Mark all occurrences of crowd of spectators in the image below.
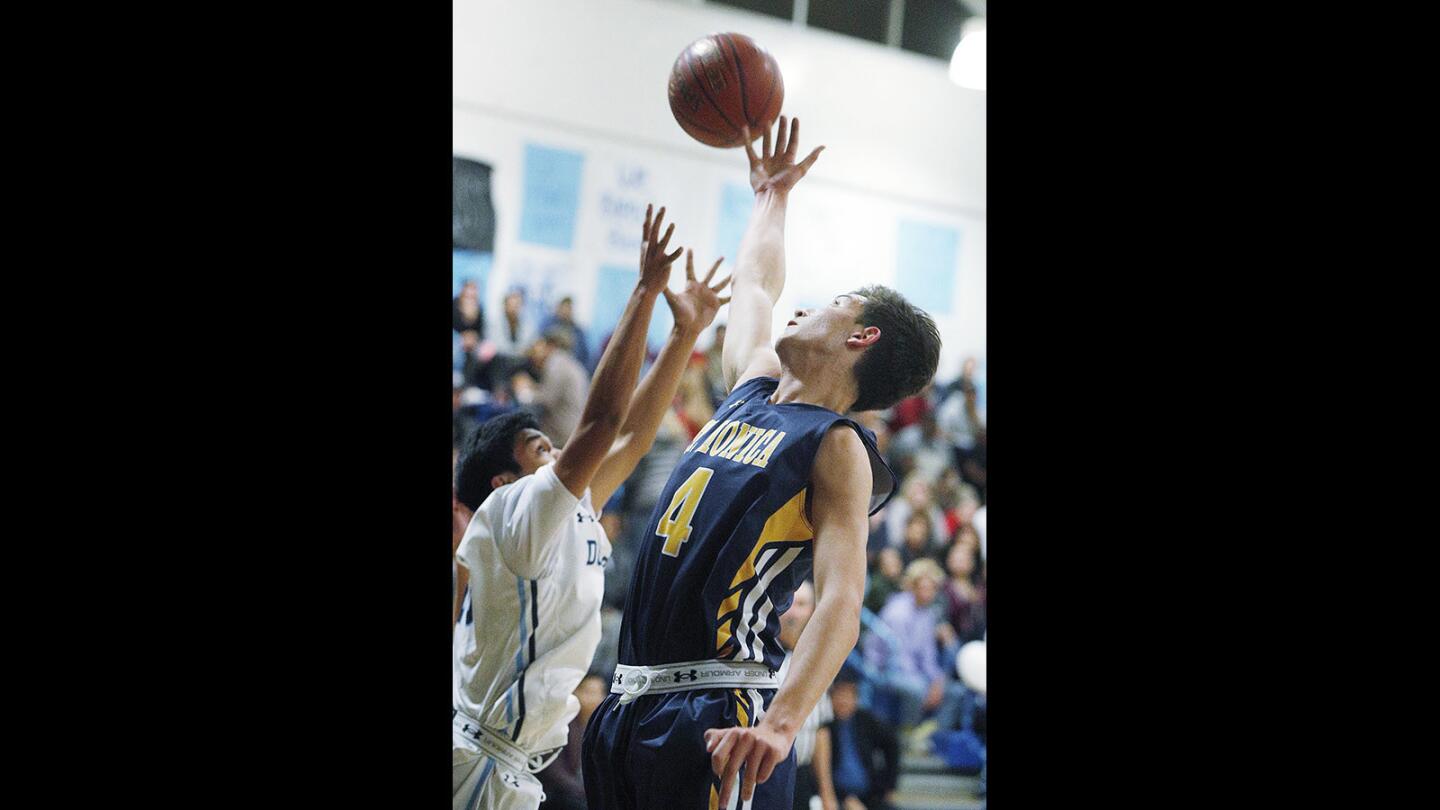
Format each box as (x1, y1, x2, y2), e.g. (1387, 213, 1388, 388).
(453, 281, 988, 809)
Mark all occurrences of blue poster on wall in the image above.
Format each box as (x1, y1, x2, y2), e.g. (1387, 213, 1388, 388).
(714, 183, 753, 267)
(453, 250, 493, 297)
(895, 220, 960, 315)
(593, 264, 674, 354)
(520, 144, 585, 249)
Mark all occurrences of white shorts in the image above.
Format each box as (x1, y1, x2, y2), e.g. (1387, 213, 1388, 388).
(452, 747, 546, 810)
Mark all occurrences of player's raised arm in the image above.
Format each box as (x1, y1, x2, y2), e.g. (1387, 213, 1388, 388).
(721, 115, 825, 392)
(589, 249, 731, 508)
(551, 204, 681, 499)
(706, 424, 870, 805)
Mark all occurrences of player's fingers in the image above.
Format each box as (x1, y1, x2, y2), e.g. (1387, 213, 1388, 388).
(716, 295, 732, 307)
(658, 221, 676, 251)
(710, 273, 732, 293)
(755, 744, 781, 785)
(664, 246, 684, 265)
(661, 286, 679, 310)
(797, 146, 825, 174)
(786, 116, 800, 159)
(742, 126, 759, 163)
(641, 204, 653, 263)
(685, 249, 696, 281)
(653, 206, 667, 243)
(709, 726, 740, 766)
(703, 257, 722, 284)
(775, 115, 789, 156)
(762, 122, 772, 159)
(718, 742, 749, 810)
(742, 747, 774, 803)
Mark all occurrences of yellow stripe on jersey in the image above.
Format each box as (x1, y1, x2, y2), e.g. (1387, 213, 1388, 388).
(735, 689, 750, 727)
(714, 488, 814, 654)
(729, 489, 813, 589)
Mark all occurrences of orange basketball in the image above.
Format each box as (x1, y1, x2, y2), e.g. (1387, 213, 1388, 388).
(668, 33, 784, 149)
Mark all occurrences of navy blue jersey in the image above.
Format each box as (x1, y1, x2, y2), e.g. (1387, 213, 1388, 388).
(617, 376, 897, 672)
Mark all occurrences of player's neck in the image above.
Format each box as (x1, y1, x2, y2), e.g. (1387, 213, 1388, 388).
(770, 359, 857, 414)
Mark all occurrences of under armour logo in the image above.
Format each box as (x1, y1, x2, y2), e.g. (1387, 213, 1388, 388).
(674, 669, 699, 683)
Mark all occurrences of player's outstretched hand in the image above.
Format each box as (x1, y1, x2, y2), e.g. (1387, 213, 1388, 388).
(742, 115, 825, 195)
(705, 722, 794, 806)
(639, 203, 684, 293)
(663, 249, 731, 336)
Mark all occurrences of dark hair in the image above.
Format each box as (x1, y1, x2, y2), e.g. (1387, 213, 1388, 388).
(455, 410, 540, 510)
(849, 285, 941, 412)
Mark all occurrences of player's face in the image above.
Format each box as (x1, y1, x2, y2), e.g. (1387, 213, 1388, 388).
(512, 429, 560, 476)
(778, 293, 868, 352)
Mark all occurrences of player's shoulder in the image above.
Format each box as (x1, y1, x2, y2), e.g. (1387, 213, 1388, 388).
(816, 421, 868, 460)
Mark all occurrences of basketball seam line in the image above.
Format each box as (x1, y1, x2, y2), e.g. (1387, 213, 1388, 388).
(672, 98, 733, 139)
(686, 54, 744, 141)
(723, 34, 753, 128)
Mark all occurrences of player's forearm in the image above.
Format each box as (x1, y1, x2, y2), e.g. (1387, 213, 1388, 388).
(578, 285, 660, 433)
(760, 591, 861, 740)
(734, 189, 789, 304)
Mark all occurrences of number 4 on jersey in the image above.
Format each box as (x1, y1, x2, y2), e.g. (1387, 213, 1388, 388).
(656, 467, 715, 557)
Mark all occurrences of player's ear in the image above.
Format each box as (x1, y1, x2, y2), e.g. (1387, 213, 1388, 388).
(846, 326, 881, 349)
(491, 472, 517, 490)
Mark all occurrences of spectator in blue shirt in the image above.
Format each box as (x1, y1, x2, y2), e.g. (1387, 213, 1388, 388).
(827, 670, 899, 810)
(864, 558, 970, 731)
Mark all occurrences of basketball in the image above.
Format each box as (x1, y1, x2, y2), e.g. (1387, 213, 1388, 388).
(668, 32, 784, 149)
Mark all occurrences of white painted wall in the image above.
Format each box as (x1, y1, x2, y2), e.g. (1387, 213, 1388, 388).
(454, 0, 985, 378)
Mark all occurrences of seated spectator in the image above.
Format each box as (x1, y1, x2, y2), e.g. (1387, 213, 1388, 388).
(491, 287, 537, 357)
(956, 427, 987, 504)
(536, 674, 607, 810)
(526, 331, 589, 446)
(864, 559, 970, 733)
(943, 538, 986, 645)
(886, 384, 933, 434)
(889, 413, 952, 482)
(453, 278, 485, 336)
(541, 296, 592, 371)
(864, 547, 904, 615)
(899, 512, 943, 568)
(884, 475, 948, 553)
(827, 670, 900, 810)
(457, 329, 487, 390)
(936, 371, 982, 454)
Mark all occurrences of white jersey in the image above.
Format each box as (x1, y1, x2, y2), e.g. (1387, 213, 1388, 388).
(453, 463, 612, 756)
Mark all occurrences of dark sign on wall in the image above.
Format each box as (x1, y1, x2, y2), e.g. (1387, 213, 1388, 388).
(453, 157, 496, 251)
